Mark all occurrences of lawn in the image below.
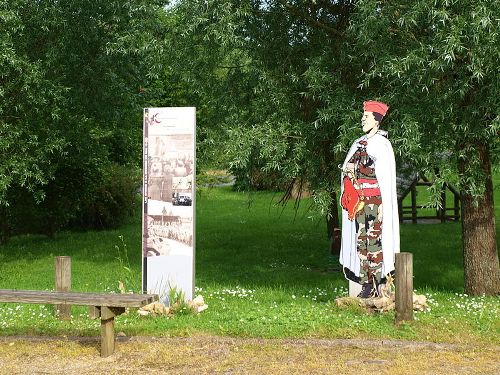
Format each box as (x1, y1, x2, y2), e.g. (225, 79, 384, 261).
(0, 176, 498, 344)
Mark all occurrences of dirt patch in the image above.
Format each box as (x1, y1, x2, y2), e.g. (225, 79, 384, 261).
(0, 336, 498, 374)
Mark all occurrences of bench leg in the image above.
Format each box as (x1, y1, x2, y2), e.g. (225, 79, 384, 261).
(101, 317, 115, 357)
(97, 306, 125, 357)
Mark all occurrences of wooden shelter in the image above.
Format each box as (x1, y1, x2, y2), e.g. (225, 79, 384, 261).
(397, 173, 461, 223)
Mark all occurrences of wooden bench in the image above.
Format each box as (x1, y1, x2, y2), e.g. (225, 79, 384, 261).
(0, 289, 158, 357)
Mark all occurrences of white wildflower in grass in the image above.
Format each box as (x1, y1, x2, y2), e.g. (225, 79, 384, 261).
(208, 286, 256, 301)
(330, 286, 348, 298)
(269, 261, 287, 269)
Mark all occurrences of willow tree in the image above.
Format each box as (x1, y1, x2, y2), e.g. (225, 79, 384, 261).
(350, 0, 499, 295)
(163, 0, 498, 295)
(163, 0, 360, 224)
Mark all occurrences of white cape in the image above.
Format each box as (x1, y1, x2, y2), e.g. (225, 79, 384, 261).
(339, 132, 400, 280)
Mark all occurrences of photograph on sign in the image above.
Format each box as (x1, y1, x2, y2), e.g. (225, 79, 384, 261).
(142, 107, 195, 302)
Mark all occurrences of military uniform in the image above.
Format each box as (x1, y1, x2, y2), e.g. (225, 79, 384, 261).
(340, 101, 400, 297)
(347, 140, 384, 285)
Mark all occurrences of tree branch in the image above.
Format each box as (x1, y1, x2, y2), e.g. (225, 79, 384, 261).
(216, 64, 252, 69)
(277, 0, 344, 38)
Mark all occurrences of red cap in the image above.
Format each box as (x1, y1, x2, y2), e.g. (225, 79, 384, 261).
(363, 101, 389, 116)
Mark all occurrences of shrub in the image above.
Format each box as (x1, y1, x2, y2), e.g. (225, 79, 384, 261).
(72, 163, 140, 230)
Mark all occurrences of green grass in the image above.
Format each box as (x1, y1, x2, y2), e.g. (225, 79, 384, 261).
(0, 178, 499, 344)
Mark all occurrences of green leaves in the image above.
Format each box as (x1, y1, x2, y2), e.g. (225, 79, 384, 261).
(351, 0, 499, 199)
(1, 0, 168, 239)
(162, 1, 358, 201)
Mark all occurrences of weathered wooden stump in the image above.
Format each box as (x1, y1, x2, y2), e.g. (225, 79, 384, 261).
(395, 252, 413, 324)
(55, 256, 71, 319)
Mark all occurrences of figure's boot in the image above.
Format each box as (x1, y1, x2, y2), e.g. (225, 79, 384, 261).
(357, 282, 373, 298)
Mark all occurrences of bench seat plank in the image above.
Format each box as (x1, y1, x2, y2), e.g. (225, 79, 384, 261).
(0, 289, 158, 357)
(0, 289, 158, 307)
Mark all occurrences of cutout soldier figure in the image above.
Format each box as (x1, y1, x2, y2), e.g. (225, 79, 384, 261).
(340, 101, 400, 298)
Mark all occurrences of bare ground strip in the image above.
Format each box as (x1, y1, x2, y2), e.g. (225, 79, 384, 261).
(0, 336, 498, 374)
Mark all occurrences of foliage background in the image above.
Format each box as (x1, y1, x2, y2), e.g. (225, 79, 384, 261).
(0, 0, 167, 241)
(0, 0, 498, 292)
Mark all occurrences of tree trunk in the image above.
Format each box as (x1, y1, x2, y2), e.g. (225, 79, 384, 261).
(459, 143, 499, 296)
(327, 191, 341, 255)
(0, 205, 10, 245)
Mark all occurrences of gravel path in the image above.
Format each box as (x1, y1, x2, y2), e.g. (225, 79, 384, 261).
(0, 335, 498, 374)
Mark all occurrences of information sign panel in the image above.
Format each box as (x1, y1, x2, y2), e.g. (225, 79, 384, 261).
(142, 107, 195, 302)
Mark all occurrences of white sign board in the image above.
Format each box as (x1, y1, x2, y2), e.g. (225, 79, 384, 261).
(142, 107, 195, 303)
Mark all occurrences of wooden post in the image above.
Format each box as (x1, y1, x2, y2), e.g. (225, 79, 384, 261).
(398, 198, 403, 223)
(99, 306, 124, 357)
(101, 316, 115, 357)
(411, 185, 417, 224)
(55, 256, 71, 319)
(440, 185, 447, 223)
(454, 194, 460, 221)
(395, 252, 413, 324)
